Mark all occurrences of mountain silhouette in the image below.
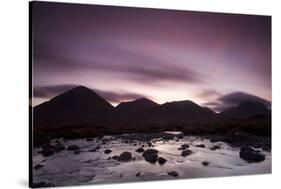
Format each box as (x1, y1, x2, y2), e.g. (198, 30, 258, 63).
(34, 86, 114, 124)
(219, 101, 270, 120)
(116, 98, 159, 114)
(147, 100, 216, 123)
(33, 86, 270, 126)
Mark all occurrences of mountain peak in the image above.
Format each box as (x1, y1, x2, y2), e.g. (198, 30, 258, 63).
(116, 98, 158, 113)
(34, 86, 114, 123)
(64, 85, 95, 94)
(219, 100, 270, 119)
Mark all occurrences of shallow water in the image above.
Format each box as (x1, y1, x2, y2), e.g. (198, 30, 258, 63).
(33, 133, 271, 186)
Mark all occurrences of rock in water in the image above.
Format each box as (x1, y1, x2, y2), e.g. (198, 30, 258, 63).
(178, 144, 189, 150)
(73, 149, 81, 155)
(157, 157, 167, 165)
(181, 149, 192, 157)
(167, 171, 179, 177)
(118, 152, 132, 162)
(136, 148, 145, 153)
(195, 144, 205, 148)
(104, 149, 112, 154)
(143, 149, 158, 156)
(142, 149, 158, 163)
(210, 145, 221, 151)
(239, 146, 265, 163)
(53, 142, 65, 152)
(202, 161, 209, 166)
(41, 143, 55, 157)
(34, 164, 45, 170)
(176, 133, 184, 139)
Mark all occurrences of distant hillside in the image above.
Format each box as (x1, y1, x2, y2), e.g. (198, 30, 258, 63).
(33, 86, 270, 127)
(34, 86, 114, 124)
(219, 101, 270, 120)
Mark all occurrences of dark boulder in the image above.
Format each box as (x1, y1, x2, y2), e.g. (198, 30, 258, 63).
(176, 133, 184, 139)
(136, 172, 141, 177)
(143, 149, 158, 156)
(239, 146, 265, 163)
(34, 164, 44, 170)
(41, 143, 55, 157)
(178, 144, 189, 150)
(104, 149, 112, 154)
(181, 149, 192, 157)
(53, 142, 65, 152)
(118, 152, 132, 162)
(112, 155, 119, 160)
(195, 144, 205, 148)
(167, 171, 178, 177)
(142, 149, 158, 163)
(210, 145, 221, 151)
(147, 142, 153, 147)
(157, 157, 167, 165)
(202, 161, 209, 166)
(136, 148, 145, 153)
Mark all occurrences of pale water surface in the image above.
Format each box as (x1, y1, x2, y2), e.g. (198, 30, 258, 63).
(33, 133, 271, 186)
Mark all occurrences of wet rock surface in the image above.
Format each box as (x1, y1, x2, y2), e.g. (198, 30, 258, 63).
(239, 146, 265, 163)
(157, 157, 167, 165)
(118, 152, 132, 162)
(167, 171, 179, 177)
(143, 149, 159, 163)
(195, 144, 205, 148)
(104, 149, 112, 154)
(181, 149, 192, 157)
(34, 164, 45, 170)
(136, 147, 145, 153)
(178, 144, 189, 150)
(210, 145, 221, 151)
(202, 161, 209, 166)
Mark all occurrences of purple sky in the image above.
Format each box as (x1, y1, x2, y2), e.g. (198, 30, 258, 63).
(32, 2, 271, 112)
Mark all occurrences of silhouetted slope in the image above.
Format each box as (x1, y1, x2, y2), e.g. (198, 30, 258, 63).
(34, 86, 114, 124)
(219, 101, 270, 120)
(32, 87, 272, 145)
(116, 98, 159, 114)
(148, 100, 216, 123)
(33, 86, 270, 128)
